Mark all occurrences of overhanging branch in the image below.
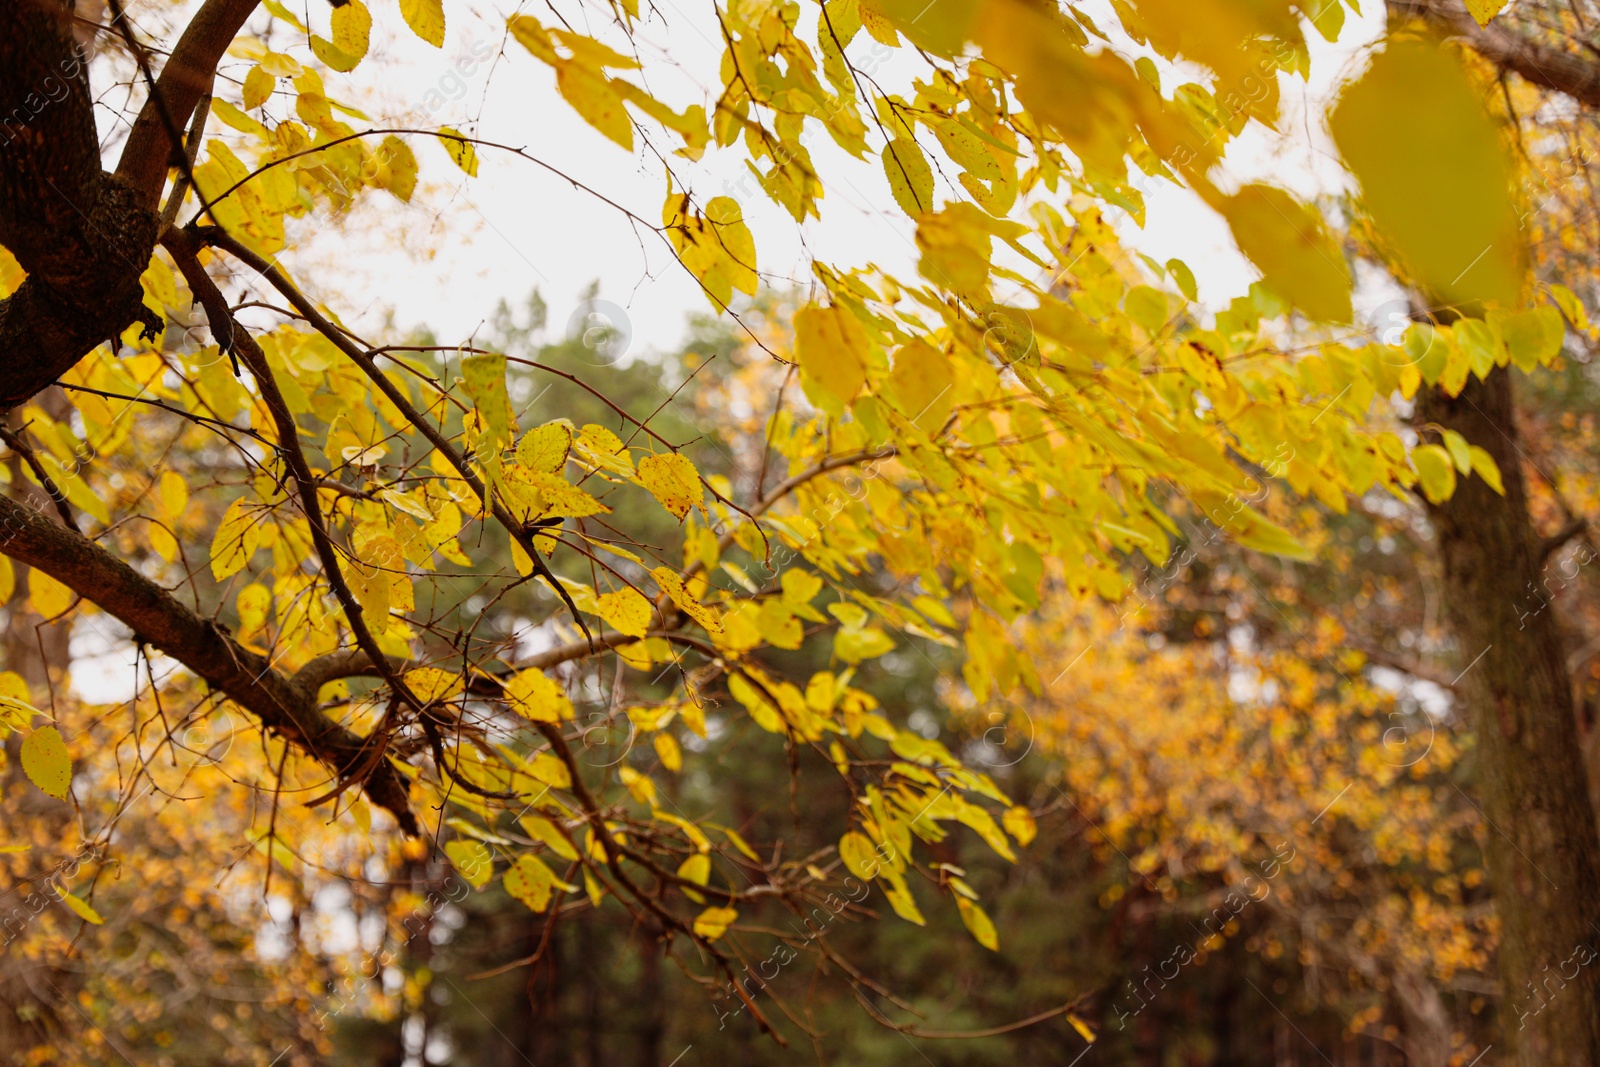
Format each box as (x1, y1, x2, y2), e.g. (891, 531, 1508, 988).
(0, 494, 418, 834)
(1391, 0, 1600, 108)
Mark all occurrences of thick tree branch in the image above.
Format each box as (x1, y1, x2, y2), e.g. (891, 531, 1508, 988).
(0, 0, 158, 411)
(291, 628, 664, 696)
(0, 493, 418, 833)
(1392, 0, 1600, 108)
(115, 0, 259, 200)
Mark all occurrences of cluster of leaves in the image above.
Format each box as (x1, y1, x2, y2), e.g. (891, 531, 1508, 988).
(0, 0, 1577, 1052)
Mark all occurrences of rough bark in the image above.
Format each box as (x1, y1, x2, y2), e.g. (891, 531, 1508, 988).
(1417, 368, 1600, 1066)
(0, 492, 417, 833)
(0, 0, 258, 412)
(0, 0, 157, 409)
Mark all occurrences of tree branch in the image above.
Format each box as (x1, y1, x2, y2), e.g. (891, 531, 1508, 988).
(200, 227, 596, 642)
(0, 0, 159, 411)
(291, 628, 664, 696)
(0, 493, 418, 834)
(1391, 0, 1600, 108)
(114, 0, 258, 200)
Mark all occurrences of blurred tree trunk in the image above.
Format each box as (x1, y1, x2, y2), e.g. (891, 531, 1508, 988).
(1416, 368, 1600, 1065)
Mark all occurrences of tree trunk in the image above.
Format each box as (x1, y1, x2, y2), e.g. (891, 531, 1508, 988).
(1416, 367, 1600, 1065)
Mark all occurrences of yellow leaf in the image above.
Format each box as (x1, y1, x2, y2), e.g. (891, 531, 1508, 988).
(1217, 184, 1350, 323)
(439, 126, 478, 176)
(236, 583, 271, 639)
(720, 825, 758, 861)
(445, 840, 493, 889)
(210, 497, 262, 580)
(520, 815, 580, 860)
(1329, 39, 1523, 307)
(692, 905, 738, 940)
(405, 667, 464, 703)
(0, 671, 30, 706)
(956, 896, 998, 950)
(379, 487, 433, 522)
(160, 470, 188, 518)
(22, 726, 71, 799)
(654, 732, 681, 772)
(704, 196, 758, 296)
(0, 672, 38, 731)
(360, 135, 415, 204)
(885, 339, 953, 432)
(881, 874, 925, 925)
(332, 0, 371, 59)
(556, 62, 632, 149)
(505, 669, 573, 722)
(309, 34, 362, 73)
(526, 751, 571, 788)
(575, 423, 634, 477)
(1467, 445, 1505, 496)
(637, 452, 703, 520)
(59, 890, 104, 926)
(1002, 805, 1037, 846)
(505, 854, 565, 912)
(28, 570, 74, 619)
(652, 567, 721, 633)
(150, 524, 178, 563)
(883, 136, 934, 217)
(517, 421, 574, 473)
(460, 352, 508, 446)
(140, 253, 178, 308)
(243, 66, 274, 110)
(757, 599, 803, 650)
(504, 467, 610, 521)
(400, 0, 445, 46)
(1068, 1014, 1096, 1044)
(0, 555, 12, 605)
(795, 304, 870, 408)
(1464, 0, 1506, 27)
(1412, 443, 1457, 505)
(839, 831, 881, 880)
(596, 587, 652, 638)
(678, 852, 709, 902)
